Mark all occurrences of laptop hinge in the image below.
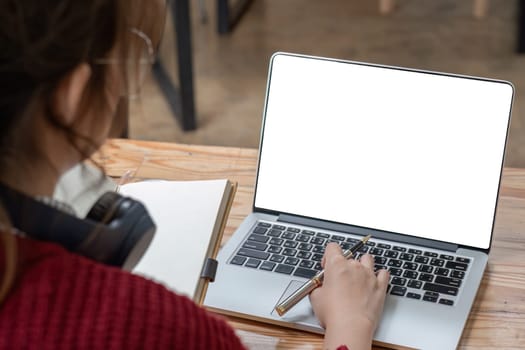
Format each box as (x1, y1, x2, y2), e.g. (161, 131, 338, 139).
(278, 214, 459, 252)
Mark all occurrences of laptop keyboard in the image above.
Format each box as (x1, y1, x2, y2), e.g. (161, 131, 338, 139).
(229, 221, 472, 307)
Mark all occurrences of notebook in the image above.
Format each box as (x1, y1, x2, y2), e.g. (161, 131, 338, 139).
(55, 165, 236, 304)
(119, 179, 236, 304)
(204, 52, 514, 349)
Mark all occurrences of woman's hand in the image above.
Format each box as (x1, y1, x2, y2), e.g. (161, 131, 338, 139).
(310, 243, 389, 350)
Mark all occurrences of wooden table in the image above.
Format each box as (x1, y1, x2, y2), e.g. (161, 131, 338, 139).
(98, 139, 525, 349)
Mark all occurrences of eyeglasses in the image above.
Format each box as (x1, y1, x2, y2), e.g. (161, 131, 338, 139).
(94, 28, 155, 99)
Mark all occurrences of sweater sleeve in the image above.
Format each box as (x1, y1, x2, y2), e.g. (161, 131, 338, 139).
(0, 237, 247, 350)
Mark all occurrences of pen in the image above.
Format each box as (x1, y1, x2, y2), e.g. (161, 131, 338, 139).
(274, 234, 371, 316)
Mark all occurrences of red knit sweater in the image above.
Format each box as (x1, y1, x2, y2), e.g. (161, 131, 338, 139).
(0, 234, 246, 349)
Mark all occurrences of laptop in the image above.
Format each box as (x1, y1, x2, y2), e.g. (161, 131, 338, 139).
(204, 52, 513, 349)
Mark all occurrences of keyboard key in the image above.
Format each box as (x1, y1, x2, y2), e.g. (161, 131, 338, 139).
(419, 265, 433, 273)
(439, 298, 454, 306)
(456, 257, 471, 264)
(257, 222, 271, 228)
(377, 243, 391, 249)
(283, 248, 298, 257)
(269, 237, 283, 246)
(374, 256, 387, 265)
(340, 242, 351, 250)
(445, 261, 468, 271)
(297, 251, 312, 260)
(419, 273, 434, 282)
(440, 254, 454, 261)
(268, 229, 282, 237)
(296, 234, 310, 242)
(403, 262, 418, 271)
(294, 267, 317, 279)
(407, 279, 422, 289)
(231, 256, 247, 265)
(406, 292, 421, 300)
(450, 270, 465, 279)
(283, 240, 298, 248)
(245, 258, 261, 268)
(268, 246, 282, 254)
(311, 237, 325, 245)
(369, 248, 384, 256)
(287, 227, 300, 233)
(249, 234, 269, 243)
(269, 254, 284, 263)
(423, 294, 438, 303)
(434, 276, 462, 288)
(284, 257, 299, 266)
(302, 230, 315, 235)
(273, 224, 286, 230)
(299, 260, 314, 269)
(282, 232, 296, 240)
(389, 268, 402, 276)
(408, 248, 422, 255)
(424, 251, 438, 258)
(430, 258, 445, 267)
(365, 241, 376, 246)
(317, 232, 330, 238)
(346, 238, 358, 243)
(399, 253, 414, 261)
(312, 253, 323, 261)
(423, 282, 458, 296)
(242, 241, 268, 251)
(391, 277, 407, 286)
(384, 250, 398, 258)
(313, 245, 325, 254)
(358, 246, 369, 253)
(275, 264, 294, 275)
(393, 246, 407, 252)
(403, 270, 418, 279)
(390, 286, 407, 296)
(314, 262, 322, 270)
(387, 259, 402, 268)
(331, 235, 345, 241)
(238, 248, 270, 260)
(253, 227, 267, 234)
(298, 243, 313, 251)
(435, 268, 450, 276)
(260, 261, 276, 271)
(415, 256, 429, 264)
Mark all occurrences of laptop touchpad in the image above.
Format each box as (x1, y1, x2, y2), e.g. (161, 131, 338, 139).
(271, 280, 320, 326)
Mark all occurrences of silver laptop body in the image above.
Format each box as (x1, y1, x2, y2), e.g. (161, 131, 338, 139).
(204, 52, 513, 350)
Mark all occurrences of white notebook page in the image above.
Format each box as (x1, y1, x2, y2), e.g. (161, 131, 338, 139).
(120, 179, 229, 298)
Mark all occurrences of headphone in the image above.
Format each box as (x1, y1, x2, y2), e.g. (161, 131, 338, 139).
(0, 182, 156, 271)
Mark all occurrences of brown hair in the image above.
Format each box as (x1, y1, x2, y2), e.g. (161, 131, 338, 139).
(0, 0, 164, 303)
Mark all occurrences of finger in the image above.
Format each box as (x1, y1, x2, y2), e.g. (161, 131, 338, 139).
(323, 242, 343, 266)
(359, 253, 374, 270)
(376, 268, 390, 293)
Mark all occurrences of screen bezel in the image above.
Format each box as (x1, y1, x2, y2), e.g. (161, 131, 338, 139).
(252, 52, 514, 252)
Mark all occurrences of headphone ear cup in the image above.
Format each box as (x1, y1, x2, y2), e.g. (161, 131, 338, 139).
(86, 192, 124, 224)
(81, 191, 156, 269)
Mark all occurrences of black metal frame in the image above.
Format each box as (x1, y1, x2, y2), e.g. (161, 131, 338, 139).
(153, 0, 196, 131)
(217, 0, 255, 34)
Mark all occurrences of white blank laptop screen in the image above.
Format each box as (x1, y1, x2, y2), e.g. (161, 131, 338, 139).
(255, 54, 513, 249)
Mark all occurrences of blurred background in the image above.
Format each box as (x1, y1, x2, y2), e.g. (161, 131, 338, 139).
(129, 0, 525, 167)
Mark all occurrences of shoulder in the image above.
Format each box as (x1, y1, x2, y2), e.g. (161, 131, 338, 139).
(0, 236, 246, 350)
